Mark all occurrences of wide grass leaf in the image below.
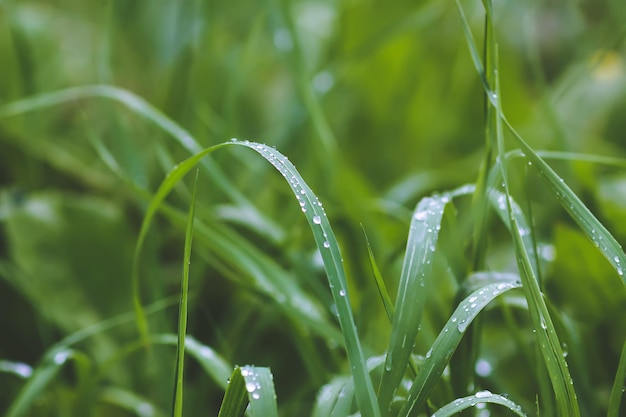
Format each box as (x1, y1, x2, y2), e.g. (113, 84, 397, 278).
(217, 366, 278, 417)
(430, 391, 527, 417)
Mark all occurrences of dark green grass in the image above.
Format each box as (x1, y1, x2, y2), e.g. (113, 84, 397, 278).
(1, 0, 625, 416)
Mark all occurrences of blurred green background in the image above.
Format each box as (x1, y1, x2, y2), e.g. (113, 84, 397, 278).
(1, 0, 625, 415)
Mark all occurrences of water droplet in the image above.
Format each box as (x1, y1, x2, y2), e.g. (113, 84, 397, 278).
(414, 210, 428, 221)
(229, 138, 238, 142)
(457, 320, 468, 332)
(339, 289, 346, 296)
(313, 215, 322, 224)
(469, 296, 477, 303)
(323, 241, 330, 248)
(540, 319, 547, 330)
(53, 351, 70, 365)
(246, 382, 257, 392)
(252, 392, 260, 400)
(425, 348, 432, 359)
(475, 390, 492, 398)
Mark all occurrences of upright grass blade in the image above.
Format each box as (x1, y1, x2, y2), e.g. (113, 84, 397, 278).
(217, 366, 278, 417)
(378, 194, 449, 412)
(399, 280, 522, 417)
(132, 140, 380, 417)
(430, 391, 527, 417)
(362, 226, 394, 323)
(171, 170, 199, 417)
(608, 340, 626, 417)
(490, 42, 581, 417)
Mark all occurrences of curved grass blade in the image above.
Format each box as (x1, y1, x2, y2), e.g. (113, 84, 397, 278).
(399, 279, 522, 417)
(5, 349, 87, 417)
(172, 170, 199, 417)
(133, 140, 380, 417)
(378, 194, 449, 411)
(217, 366, 278, 417)
(100, 386, 166, 417)
(362, 226, 394, 323)
(150, 334, 232, 389)
(430, 391, 527, 417)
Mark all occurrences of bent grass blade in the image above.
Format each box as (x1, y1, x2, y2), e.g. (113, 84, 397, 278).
(399, 280, 522, 417)
(430, 391, 527, 417)
(133, 140, 380, 417)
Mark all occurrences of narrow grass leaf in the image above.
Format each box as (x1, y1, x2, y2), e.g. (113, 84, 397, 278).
(362, 226, 394, 322)
(5, 349, 84, 417)
(150, 334, 232, 389)
(229, 141, 380, 417)
(378, 194, 449, 411)
(100, 386, 166, 417)
(0, 361, 33, 379)
(504, 119, 626, 286)
(608, 340, 626, 417)
(399, 280, 521, 417)
(430, 391, 527, 417)
(172, 170, 199, 417)
(133, 140, 379, 417)
(217, 367, 249, 417)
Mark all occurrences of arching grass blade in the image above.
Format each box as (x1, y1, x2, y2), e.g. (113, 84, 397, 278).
(430, 391, 527, 417)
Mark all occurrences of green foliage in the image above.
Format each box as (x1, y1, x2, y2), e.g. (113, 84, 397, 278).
(1, 0, 625, 416)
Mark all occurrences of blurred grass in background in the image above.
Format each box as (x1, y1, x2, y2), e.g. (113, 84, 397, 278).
(0, 0, 625, 416)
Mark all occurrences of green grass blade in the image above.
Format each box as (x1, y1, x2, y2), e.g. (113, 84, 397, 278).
(133, 140, 380, 417)
(504, 118, 626, 286)
(150, 334, 232, 390)
(362, 226, 394, 323)
(608, 340, 626, 417)
(216, 366, 278, 417)
(100, 386, 166, 417)
(172, 170, 198, 417)
(378, 194, 449, 411)
(430, 391, 527, 417)
(5, 349, 79, 417)
(0, 361, 33, 379)
(217, 367, 249, 417)
(399, 280, 522, 417)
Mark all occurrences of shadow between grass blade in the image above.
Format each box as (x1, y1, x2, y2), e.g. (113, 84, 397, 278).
(430, 391, 527, 417)
(378, 194, 450, 411)
(399, 280, 522, 417)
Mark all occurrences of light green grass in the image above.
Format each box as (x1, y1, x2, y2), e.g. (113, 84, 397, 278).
(1, 0, 625, 416)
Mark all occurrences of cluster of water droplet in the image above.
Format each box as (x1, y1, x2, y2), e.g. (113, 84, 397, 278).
(240, 366, 263, 400)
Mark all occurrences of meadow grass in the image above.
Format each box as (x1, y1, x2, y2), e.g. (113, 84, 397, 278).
(1, 0, 625, 416)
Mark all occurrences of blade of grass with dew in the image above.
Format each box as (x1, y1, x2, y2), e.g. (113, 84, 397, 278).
(398, 279, 522, 417)
(0, 361, 33, 379)
(503, 118, 626, 286)
(214, 366, 279, 417)
(88, 136, 338, 352)
(490, 49, 581, 416)
(4, 349, 89, 417)
(378, 193, 450, 411)
(217, 367, 249, 417)
(608, 340, 626, 417)
(133, 140, 380, 417)
(430, 391, 527, 417)
(172, 169, 198, 417)
(457, 0, 626, 286)
(99, 386, 166, 417)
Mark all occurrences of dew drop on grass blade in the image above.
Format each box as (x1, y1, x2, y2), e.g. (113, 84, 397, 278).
(399, 280, 522, 417)
(430, 391, 527, 417)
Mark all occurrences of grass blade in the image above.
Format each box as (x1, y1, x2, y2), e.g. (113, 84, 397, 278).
(217, 366, 278, 417)
(608, 340, 626, 417)
(399, 280, 522, 417)
(378, 194, 449, 411)
(132, 140, 380, 417)
(504, 118, 626, 286)
(362, 226, 394, 323)
(430, 391, 527, 417)
(100, 387, 166, 417)
(172, 169, 199, 417)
